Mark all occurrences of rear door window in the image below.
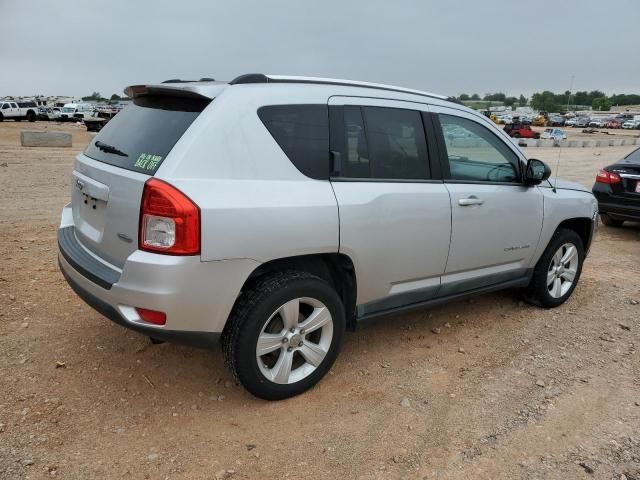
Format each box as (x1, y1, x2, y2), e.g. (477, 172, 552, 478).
(258, 105, 329, 180)
(338, 106, 429, 180)
(84, 95, 209, 175)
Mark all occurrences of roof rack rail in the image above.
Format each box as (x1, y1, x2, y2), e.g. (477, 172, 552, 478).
(228, 73, 448, 101)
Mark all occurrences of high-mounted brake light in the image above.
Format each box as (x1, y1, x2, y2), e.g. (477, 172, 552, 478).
(139, 178, 200, 255)
(595, 169, 621, 184)
(127, 85, 148, 96)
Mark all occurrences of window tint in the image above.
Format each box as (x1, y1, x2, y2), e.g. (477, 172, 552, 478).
(2, 104, 8, 110)
(439, 114, 520, 183)
(258, 105, 329, 180)
(84, 95, 209, 175)
(340, 106, 429, 180)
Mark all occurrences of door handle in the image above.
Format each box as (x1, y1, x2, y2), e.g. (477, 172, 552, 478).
(458, 196, 484, 206)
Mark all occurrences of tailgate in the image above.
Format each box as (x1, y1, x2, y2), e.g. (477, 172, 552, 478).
(71, 155, 148, 269)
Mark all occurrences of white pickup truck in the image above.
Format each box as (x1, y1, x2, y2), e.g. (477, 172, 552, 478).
(0, 100, 37, 122)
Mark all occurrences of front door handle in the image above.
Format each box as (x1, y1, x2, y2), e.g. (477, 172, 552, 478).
(458, 196, 484, 206)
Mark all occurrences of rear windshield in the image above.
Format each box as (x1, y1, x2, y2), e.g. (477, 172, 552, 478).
(84, 95, 209, 175)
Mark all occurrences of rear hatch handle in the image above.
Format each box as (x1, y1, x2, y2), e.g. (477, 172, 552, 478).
(73, 171, 110, 202)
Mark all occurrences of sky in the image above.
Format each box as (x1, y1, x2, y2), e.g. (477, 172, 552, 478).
(1, 0, 639, 99)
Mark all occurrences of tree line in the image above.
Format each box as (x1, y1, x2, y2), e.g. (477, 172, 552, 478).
(81, 92, 124, 102)
(456, 91, 640, 112)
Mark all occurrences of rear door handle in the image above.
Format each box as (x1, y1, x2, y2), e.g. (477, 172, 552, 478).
(458, 196, 484, 206)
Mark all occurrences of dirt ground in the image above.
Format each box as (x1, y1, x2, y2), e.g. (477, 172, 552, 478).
(1, 121, 639, 480)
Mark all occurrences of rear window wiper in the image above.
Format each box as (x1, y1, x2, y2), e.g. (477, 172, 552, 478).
(95, 140, 128, 157)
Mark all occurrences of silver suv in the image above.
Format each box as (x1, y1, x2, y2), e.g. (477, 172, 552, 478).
(58, 74, 597, 399)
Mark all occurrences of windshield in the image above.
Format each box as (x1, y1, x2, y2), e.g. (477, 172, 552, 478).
(61, 107, 75, 113)
(83, 95, 210, 175)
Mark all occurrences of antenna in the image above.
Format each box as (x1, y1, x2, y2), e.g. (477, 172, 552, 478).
(553, 74, 574, 192)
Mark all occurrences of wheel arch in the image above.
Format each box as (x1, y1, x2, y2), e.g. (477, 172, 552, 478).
(555, 217, 594, 252)
(241, 253, 358, 331)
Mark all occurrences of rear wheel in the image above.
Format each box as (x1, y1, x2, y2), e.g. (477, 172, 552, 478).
(600, 213, 624, 227)
(524, 229, 584, 308)
(222, 271, 345, 400)
(27, 111, 36, 122)
(513, 133, 521, 138)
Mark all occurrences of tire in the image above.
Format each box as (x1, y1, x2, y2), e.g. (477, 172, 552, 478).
(534, 133, 540, 139)
(524, 228, 584, 308)
(600, 213, 624, 227)
(222, 271, 346, 400)
(0, 113, 3, 122)
(27, 111, 36, 122)
(513, 133, 521, 138)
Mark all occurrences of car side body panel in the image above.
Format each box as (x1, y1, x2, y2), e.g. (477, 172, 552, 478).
(530, 182, 598, 267)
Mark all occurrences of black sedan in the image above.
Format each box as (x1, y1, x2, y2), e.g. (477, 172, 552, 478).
(592, 146, 640, 226)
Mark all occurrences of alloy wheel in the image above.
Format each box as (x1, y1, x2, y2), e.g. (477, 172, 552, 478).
(256, 297, 333, 384)
(547, 243, 579, 298)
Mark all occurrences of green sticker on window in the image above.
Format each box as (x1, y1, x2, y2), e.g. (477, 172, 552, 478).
(134, 153, 163, 171)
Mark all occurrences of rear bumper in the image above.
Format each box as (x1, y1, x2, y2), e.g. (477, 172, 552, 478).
(59, 261, 220, 348)
(58, 207, 259, 344)
(593, 189, 640, 221)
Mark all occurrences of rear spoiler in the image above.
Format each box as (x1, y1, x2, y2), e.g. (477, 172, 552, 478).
(123, 84, 213, 100)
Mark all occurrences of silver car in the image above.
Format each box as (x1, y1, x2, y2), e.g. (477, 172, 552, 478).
(58, 74, 598, 399)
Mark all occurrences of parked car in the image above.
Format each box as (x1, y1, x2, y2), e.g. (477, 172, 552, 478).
(622, 120, 640, 129)
(83, 109, 117, 132)
(503, 122, 540, 138)
(58, 103, 95, 121)
(0, 100, 37, 122)
(574, 117, 590, 128)
(57, 74, 598, 400)
(37, 107, 50, 121)
(540, 128, 567, 140)
(604, 119, 622, 129)
(592, 146, 640, 226)
(564, 117, 578, 127)
(548, 114, 565, 126)
(588, 118, 605, 128)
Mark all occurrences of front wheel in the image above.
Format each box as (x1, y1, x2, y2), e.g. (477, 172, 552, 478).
(524, 228, 584, 308)
(222, 271, 345, 400)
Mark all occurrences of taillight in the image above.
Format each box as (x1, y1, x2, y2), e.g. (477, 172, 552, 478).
(139, 178, 200, 255)
(595, 169, 621, 184)
(136, 307, 166, 325)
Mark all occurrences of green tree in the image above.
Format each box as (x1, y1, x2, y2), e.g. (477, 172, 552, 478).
(592, 96, 611, 111)
(504, 96, 518, 107)
(110, 94, 121, 101)
(470, 93, 480, 100)
(458, 93, 470, 101)
(518, 94, 527, 106)
(530, 91, 562, 112)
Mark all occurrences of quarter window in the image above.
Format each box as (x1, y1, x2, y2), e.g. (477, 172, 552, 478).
(258, 105, 329, 180)
(438, 114, 520, 183)
(341, 106, 429, 180)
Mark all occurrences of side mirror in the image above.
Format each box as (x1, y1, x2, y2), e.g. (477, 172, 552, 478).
(525, 158, 551, 185)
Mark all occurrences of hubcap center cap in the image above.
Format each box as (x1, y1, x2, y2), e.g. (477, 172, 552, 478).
(289, 333, 303, 348)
